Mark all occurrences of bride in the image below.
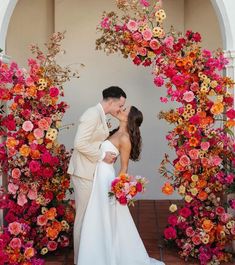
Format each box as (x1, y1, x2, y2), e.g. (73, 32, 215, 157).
(77, 106, 165, 265)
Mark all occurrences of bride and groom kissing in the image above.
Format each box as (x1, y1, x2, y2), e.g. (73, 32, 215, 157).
(68, 86, 165, 265)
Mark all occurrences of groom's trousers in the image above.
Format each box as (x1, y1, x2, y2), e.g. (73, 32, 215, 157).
(71, 175, 93, 264)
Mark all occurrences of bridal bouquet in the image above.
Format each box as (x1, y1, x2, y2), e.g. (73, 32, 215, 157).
(109, 173, 147, 206)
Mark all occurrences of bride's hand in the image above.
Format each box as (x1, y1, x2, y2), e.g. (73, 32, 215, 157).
(103, 152, 116, 164)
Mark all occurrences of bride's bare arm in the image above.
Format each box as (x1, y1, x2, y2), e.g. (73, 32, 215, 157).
(118, 135, 131, 175)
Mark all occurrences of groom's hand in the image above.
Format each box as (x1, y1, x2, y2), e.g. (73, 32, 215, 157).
(103, 152, 116, 164)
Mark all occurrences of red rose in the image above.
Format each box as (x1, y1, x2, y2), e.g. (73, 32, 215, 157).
(136, 182, 143, 192)
(118, 196, 127, 205)
(168, 215, 178, 227)
(164, 226, 177, 240)
(226, 109, 235, 119)
(179, 207, 192, 218)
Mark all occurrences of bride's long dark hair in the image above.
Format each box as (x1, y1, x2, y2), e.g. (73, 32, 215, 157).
(110, 106, 143, 161)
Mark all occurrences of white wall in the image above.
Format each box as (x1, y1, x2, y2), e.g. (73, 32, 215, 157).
(6, 0, 222, 199)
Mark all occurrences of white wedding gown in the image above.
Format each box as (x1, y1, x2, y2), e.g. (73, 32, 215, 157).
(77, 140, 165, 265)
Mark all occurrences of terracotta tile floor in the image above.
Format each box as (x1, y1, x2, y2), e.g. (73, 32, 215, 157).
(45, 200, 234, 265)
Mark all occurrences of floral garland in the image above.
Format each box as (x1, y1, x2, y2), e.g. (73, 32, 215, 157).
(96, 1, 235, 264)
(0, 32, 78, 265)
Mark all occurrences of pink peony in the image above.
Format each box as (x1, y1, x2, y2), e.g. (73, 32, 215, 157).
(138, 47, 147, 56)
(154, 76, 164, 87)
(149, 39, 159, 50)
(22, 120, 34, 132)
(183, 91, 195, 102)
(49, 87, 59, 97)
(8, 183, 19, 194)
(9, 238, 22, 250)
(168, 215, 178, 226)
(192, 234, 201, 245)
(127, 20, 138, 32)
(132, 32, 143, 43)
(172, 74, 185, 86)
(142, 29, 152, 41)
(211, 155, 222, 166)
(33, 128, 44, 139)
(226, 174, 234, 184)
(200, 142, 210, 151)
(47, 241, 58, 251)
(179, 155, 190, 167)
(8, 221, 22, 235)
(163, 36, 174, 48)
(220, 213, 230, 223)
(186, 227, 195, 237)
(17, 193, 27, 206)
(27, 189, 37, 200)
(11, 168, 21, 179)
(29, 160, 41, 173)
(188, 149, 199, 160)
(164, 226, 177, 240)
(37, 215, 48, 226)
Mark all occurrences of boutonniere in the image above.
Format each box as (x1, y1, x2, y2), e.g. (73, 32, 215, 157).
(107, 118, 112, 129)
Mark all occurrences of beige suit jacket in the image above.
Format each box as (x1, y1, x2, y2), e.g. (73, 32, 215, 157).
(67, 104, 109, 180)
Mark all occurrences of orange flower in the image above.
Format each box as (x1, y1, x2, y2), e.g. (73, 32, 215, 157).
(176, 59, 184, 68)
(188, 51, 196, 60)
(27, 133, 35, 142)
(182, 171, 192, 181)
(225, 119, 235, 127)
(120, 173, 128, 182)
(162, 182, 174, 195)
(46, 227, 59, 240)
(26, 86, 37, 97)
(12, 84, 24, 94)
(45, 207, 57, 220)
(52, 220, 62, 231)
(175, 162, 185, 172)
(189, 137, 199, 147)
(188, 125, 197, 134)
(197, 190, 208, 201)
(10, 102, 18, 111)
(6, 137, 19, 148)
(30, 149, 41, 159)
(197, 179, 207, 189)
(19, 144, 31, 157)
(24, 247, 35, 259)
(202, 219, 214, 232)
(211, 102, 224, 115)
(130, 186, 137, 196)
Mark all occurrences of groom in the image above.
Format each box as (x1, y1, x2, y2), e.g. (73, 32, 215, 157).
(67, 86, 126, 264)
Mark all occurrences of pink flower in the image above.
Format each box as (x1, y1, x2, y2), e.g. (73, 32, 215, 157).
(160, 97, 168, 103)
(132, 32, 143, 43)
(38, 118, 50, 130)
(172, 74, 185, 86)
(231, 225, 235, 235)
(22, 120, 34, 132)
(226, 174, 234, 184)
(8, 222, 22, 235)
(164, 226, 177, 240)
(138, 47, 147, 56)
(142, 29, 152, 41)
(11, 168, 21, 179)
(8, 183, 19, 194)
(192, 235, 201, 245)
(154, 76, 164, 87)
(168, 215, 178, 226)
(190, 82, 199, 91)
(200, 142, 210, 151)
(33, 128, 44, 139)
(136, 182, 143, 192)
(211, 155, 222, 166)
(28, 189, 37, 200)
(49, 87, 59, 97)
(188, 149, 199, 160)
(186, 227, 195, 237)
(215, 206, 225, 215)
(133, 56, 142, 65)
(127, 20, 138, 32)
(140, 0, 150, 7)
(179, 155, 190, 167)
(100, 17, 110, 29)
(25, 77, 34, 86)
(43, 167, 54, 178)
(183, 91, 195, 102)
(220, 213, 230, 223)
(9, 238, 22, 250)
(17, 193, 27, 206)
(201, 157, 210, 167)
(226, 108, 235, 119)
(179, 207, 192, 218)
(41, 152, 52, 164)
(150, 39, 159, 50)
(47, 241, 58, 251)
(29, 160, 41, 173)
(37, 215, 48, 226)
(163, 36, 174, 48)
(118, 196, 127, 205)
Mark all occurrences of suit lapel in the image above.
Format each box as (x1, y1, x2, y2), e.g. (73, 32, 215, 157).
(96, 104, 109, 138)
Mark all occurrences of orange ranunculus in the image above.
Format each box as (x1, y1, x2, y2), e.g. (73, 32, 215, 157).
(24, 247, 35, 259)
(202, 219, 214, 232)
(45, 207, 57, 220)
(189, 137, 199, 147)
(52, 220, 62, 231)
(175, 162, 185, 172)
(62, 179, 70, 189)
(208, 231, 215, 243)
(10, 102, 18, 111)
(188, 125, 197, 134)
(30, 149, 40, 159)
(27, 133, 35, 142)
(188, 51, 196, 60)
(176, 59, 184, 68)
(18, 98, 25, 105)
(120, 174, 128, 182)
(130, 186, 137, 196)
(225, 119, 235, 127)
(12, 84, 24, 94)
(197, 179, 207, 188)
(162, 182, 174, 195)
(26, 86, 37, 97)
(211, 102, 224, 115)
(6, 137, 19, 148)
(19, 144, 31, 157)
(46, 227, 59, 240)
(184, 59, 193, 68)
(174, 126, 183, 134)
(198, 111, 207, 118)
(198, 190, 208, 201)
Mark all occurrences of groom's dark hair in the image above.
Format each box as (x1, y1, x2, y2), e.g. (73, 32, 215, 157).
(102, 86, 126, 100)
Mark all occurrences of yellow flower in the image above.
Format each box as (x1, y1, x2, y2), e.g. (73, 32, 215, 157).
(190, 182, 196, 188)
(226, 221, 233, 229)
(155, 9, 166, 21)
(211, 102, 224, 115)
(169, 204, 177, 212)
(186, 104, 192, 110)
(202, 237, 209, 244)
(200, 85, 209, 93)
(147, 51, 155, 59)
(190, 188, 198, 196)
(210, 80, 218, 88)
(200, 74, 207, 80)
(152, 27, 164, 38)
(19, 144, 31, 157)
(41, 247, 48, 255)
(191, 175, 199, 182)
(185, 195, 193, 203)
(178, 185, 186, 194)
(216, 95, 223, 103)
(41, 207, 48, 214)
(204, 78, 211, 85)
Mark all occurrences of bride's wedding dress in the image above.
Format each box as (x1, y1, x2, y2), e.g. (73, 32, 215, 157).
(77, 140, 165, 265)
